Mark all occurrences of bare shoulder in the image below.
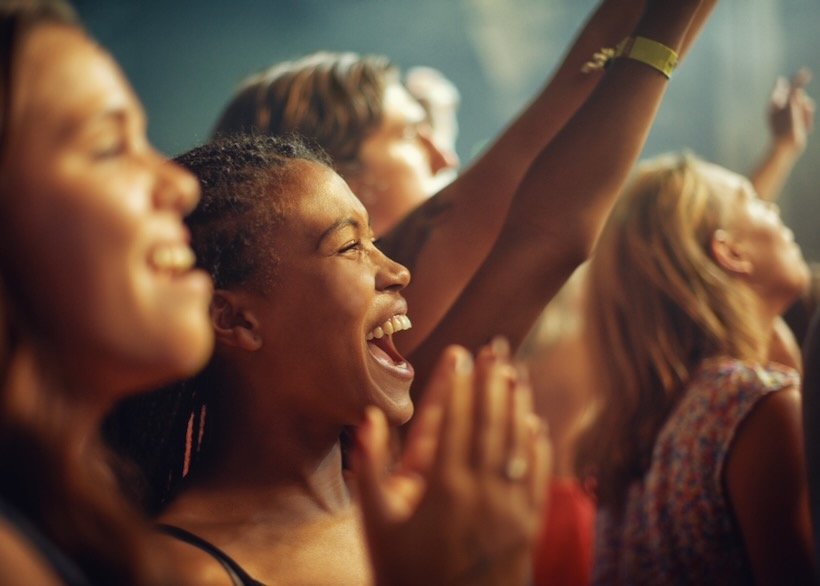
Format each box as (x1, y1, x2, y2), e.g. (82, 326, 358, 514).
(725, 387, 814, 583)
(733, 386, 801, 450)
(727, 386, 803, 484)
(0, 519, 62, 586)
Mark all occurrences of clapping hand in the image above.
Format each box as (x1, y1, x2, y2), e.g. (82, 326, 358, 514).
(352, 341, 551, 586)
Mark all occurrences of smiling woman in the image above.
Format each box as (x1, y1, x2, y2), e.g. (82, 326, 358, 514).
(179, 135, 416, 429)
(104, 133, 549, 585)
(0, 1, 213, 584)
(164, 139, 416, 575)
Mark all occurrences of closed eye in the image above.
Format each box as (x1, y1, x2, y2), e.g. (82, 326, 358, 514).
(93, 139, 127, 160)
(338, 240, 363, 254)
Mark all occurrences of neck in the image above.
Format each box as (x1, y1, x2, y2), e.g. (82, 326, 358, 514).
(12, 340, 109, 457)
(745, 288, 784, 362)
(183, 368, 352, 518)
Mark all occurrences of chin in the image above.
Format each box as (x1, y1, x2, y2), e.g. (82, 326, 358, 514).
(386, 399, 414, 426)
(368, 389, 414, 427)
(155, 320, 215, 382)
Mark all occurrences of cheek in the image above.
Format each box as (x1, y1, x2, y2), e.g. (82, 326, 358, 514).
(323, 265, 373, 327)
(371, 143, 427, 184)
(281, 262, 374, 347)
(15, 182, 147, 342)
(398, 144, 431, 177)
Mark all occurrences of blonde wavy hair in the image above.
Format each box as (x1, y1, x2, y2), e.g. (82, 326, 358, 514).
(576, 153, 767, 510)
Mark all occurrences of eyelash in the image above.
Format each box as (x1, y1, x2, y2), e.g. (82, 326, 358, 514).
(94, 140, 127, 160)
(402, 127, 419, 141)
(339, 237, 376, 255)
(339, 240, 362, 253)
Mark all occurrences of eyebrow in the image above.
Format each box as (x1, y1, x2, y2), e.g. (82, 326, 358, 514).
(317, 217, 360, 249)
(316, 215, 375, 250)
(60, 104, 145, 143)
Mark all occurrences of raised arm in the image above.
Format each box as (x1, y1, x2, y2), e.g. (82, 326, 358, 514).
(751, 69, 815, 201)
(383, 0, 715, 356)
(381, 0, 646, 353)
(405, 0, 716, 392)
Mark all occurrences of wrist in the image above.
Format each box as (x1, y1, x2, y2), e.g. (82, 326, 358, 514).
(613, 36, 678, 79)
(772, 137, 805, 156)
(581, 35, 679, 78)
(635, 1, 701, 51)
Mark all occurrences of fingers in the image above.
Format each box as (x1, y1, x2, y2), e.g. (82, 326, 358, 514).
(770, 76, 790, 110)
(791, 67, 812, 91)
(527, 415, 553, 509)
(767, 69, 815, 147)
(469, 338, 542, 489)
(352, 407, 392, 526)
(432, 345, 474, 476)
(402, 345, 464, 475)
(427, 339, 550, 502)
(505, 365, 532, 483)
(795, 86, 816, 133)
(790, 69, 814, 132)
(472, 338, 513, 473)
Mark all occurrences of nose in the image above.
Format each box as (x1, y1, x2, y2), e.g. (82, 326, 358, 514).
(375, 247, 411, 292)
(419, 129, 459, 175)
(153, 152, 201, 215)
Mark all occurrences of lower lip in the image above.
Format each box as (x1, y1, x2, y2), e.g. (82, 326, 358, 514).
(366, 342, 415, 381)
(165, 268, 213, 296)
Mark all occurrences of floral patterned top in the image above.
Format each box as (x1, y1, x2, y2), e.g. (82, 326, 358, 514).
(592, 357, 799, 585)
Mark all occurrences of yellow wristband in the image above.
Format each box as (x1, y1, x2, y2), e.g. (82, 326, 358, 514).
(614, 36, 678, 79)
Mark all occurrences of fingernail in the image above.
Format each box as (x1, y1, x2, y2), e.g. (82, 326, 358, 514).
(515, 362, 531, 386)
(491, 336, 510, 359)
(452, 347, 473, 374)
(527, 413, 548, 437)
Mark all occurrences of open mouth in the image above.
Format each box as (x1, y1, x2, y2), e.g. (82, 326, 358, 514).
(365, 314, 414, 376)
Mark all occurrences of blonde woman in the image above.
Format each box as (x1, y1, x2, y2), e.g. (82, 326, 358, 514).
(578, 153, 814, 584)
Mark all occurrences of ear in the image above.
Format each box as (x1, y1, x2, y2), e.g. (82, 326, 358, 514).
(711, 229, 753, 276)
(210, 290, 263, 351)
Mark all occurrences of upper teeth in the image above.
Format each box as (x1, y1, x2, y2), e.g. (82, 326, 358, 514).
(366, 314, 412, 340)
(149, 245, 195, 273)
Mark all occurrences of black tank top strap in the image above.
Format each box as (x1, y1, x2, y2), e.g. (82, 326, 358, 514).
(0, 496, 92, 586)
(155, 523, 264, 586)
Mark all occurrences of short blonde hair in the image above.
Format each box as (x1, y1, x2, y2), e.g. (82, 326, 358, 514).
(577, 153, 766, 510)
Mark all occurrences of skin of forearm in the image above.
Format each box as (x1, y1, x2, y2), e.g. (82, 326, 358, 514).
(750, 142, 802, 201)
(457, 0, 647, 205)
(407, 2, 706, 394)
(389, 0, 646, 355)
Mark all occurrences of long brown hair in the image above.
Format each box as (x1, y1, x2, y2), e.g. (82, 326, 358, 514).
(576, 153, 767, 512)
(0, 2, 169, 583)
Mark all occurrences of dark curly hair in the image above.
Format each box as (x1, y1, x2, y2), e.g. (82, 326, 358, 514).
(177, 132, 332, 291)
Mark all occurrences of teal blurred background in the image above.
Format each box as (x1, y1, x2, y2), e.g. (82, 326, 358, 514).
(74, 0, 820, 260)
